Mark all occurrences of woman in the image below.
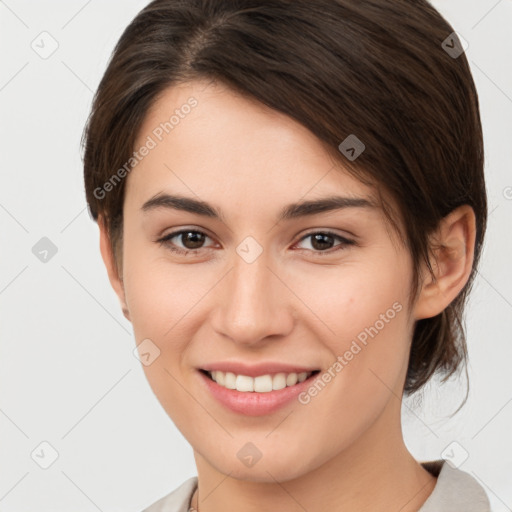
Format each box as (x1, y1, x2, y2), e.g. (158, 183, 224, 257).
(82, 0, 491, 510)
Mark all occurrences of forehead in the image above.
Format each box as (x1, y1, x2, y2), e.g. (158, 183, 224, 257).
(128, 79, 378, 216)
(136, 79, 336, 170)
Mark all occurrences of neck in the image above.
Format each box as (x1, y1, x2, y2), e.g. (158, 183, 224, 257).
(192, 401, 436, 512)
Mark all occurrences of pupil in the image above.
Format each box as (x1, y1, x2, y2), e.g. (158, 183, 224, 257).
(312, 233, 333, 250)
(179, 232, 334, 251)
(183, 231, 204, 249)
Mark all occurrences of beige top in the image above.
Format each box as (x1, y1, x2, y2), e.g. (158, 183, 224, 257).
(142, 460, 491, 512)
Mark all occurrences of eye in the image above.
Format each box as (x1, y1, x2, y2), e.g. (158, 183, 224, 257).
(294, 230, 355, 255)
(157, 229, 215, 255)
(157, 228, 355, 257)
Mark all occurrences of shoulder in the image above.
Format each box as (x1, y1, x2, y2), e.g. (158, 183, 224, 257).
(419, 460, 491, 511)
(139, 463, 492, 512)
(141, 476, 198, 512)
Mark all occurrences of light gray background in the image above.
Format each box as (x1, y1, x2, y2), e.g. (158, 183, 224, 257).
(0, 1, 511, 510)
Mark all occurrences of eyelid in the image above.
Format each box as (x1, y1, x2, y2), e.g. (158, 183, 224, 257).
(157, 224, 214, 240)
(293, 229, 355, 252)
(297, 227, 355, 241)
(157, 228, 217, 249)
(157, 227, 356, 256)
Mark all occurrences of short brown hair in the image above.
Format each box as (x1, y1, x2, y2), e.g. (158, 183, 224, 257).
(82, 0, 487, 395)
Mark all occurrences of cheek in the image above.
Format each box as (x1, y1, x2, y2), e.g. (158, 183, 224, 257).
(121, 241, 221, 409)
(291, 279, 411, 457)
(121, 246, 203, 429)
(290, 254, 411, 342)
(123, 244, 207, 342)
(290, 256, 412, 404)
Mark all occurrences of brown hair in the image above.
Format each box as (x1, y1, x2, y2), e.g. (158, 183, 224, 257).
(82, 0, 487, 395)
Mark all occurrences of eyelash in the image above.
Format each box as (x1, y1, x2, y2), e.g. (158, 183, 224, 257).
(156, 229, 356, 257)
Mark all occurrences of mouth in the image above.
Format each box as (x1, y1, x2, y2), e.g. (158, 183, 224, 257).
(199, 368, 321, 393)
(198, 367, 322, 416)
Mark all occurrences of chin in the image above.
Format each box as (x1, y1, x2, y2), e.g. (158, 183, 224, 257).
(221, 463, 308, 483)
(203, 445, 322, 483)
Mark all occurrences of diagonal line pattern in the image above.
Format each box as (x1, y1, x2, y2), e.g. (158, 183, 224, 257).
(61, 61, 93, 93)
(265, 470, 309, 511)
(61, 0, 92, 29)
(471, 471, 510, 510)
(61, 369, 132, 439)
(0, 202, 29, 232)
(61, 265, 131, 334)
(368, 368, 439, 438)
(397, 478, 433, 512)
(471, 0, 504, 30)
(197, 471, 234, 507)
(477, 270, 512, 310)
(0, 408, 29, 438)
(61, 207, 86, 233)
(471, 61, 512, 106)
(0, 62, 29, 92)
(161, 366, 233, 438)
(61, 471, 104, 511)
(264, 410, 294, 438)
(0, 472, 29, 503)
(0, 266, 29, 296)
(471, 396, 512, 439)
(0, 1, 29, 28)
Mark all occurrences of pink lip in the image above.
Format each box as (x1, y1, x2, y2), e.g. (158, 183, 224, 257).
(197, 369, 320, 416)
(200, 361, 319, 378)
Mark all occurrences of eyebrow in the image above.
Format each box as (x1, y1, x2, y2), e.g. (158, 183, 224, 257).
(141, 193, 376, 222)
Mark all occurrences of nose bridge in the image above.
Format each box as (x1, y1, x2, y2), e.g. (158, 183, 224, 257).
(213, 239, 294, 344)
(231, 233, 271, 294)
(230, 244, 275, 321)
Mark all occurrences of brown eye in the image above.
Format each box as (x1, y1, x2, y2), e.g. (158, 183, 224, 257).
(310, 233, 336, 251)
(157, 229, 214, 255)
(176, 231, 206, 249)
(295, 231, 355, 255)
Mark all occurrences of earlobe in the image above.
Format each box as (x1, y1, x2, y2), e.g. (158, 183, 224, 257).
(98, 215, 131, 322)
(413, 205, 476, 320)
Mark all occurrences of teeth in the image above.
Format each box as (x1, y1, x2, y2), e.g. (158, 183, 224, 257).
(208, 370, 313, 392)
(236, 374, 254, 392)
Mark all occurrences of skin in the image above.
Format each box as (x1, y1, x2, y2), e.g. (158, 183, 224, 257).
(98, 79, 476, 512)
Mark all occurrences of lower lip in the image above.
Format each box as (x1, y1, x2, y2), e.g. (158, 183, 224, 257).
(198, 370, 319, 416)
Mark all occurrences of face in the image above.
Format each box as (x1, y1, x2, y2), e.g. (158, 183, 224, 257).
(110, 79, 419, 482)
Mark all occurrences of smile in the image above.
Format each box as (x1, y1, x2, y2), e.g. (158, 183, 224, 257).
(204, 369, 318, 392)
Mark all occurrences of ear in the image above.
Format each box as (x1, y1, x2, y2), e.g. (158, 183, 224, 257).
(413, 205, 476, 320)
(98, 215, 131, 322)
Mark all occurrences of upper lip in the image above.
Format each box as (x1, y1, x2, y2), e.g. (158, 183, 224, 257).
(200, 361, 320, 377)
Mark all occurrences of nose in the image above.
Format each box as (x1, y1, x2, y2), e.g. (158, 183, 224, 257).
(210, 246, 295, 347)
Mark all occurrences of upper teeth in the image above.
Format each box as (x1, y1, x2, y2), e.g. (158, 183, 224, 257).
(209, 370, 312, 392)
